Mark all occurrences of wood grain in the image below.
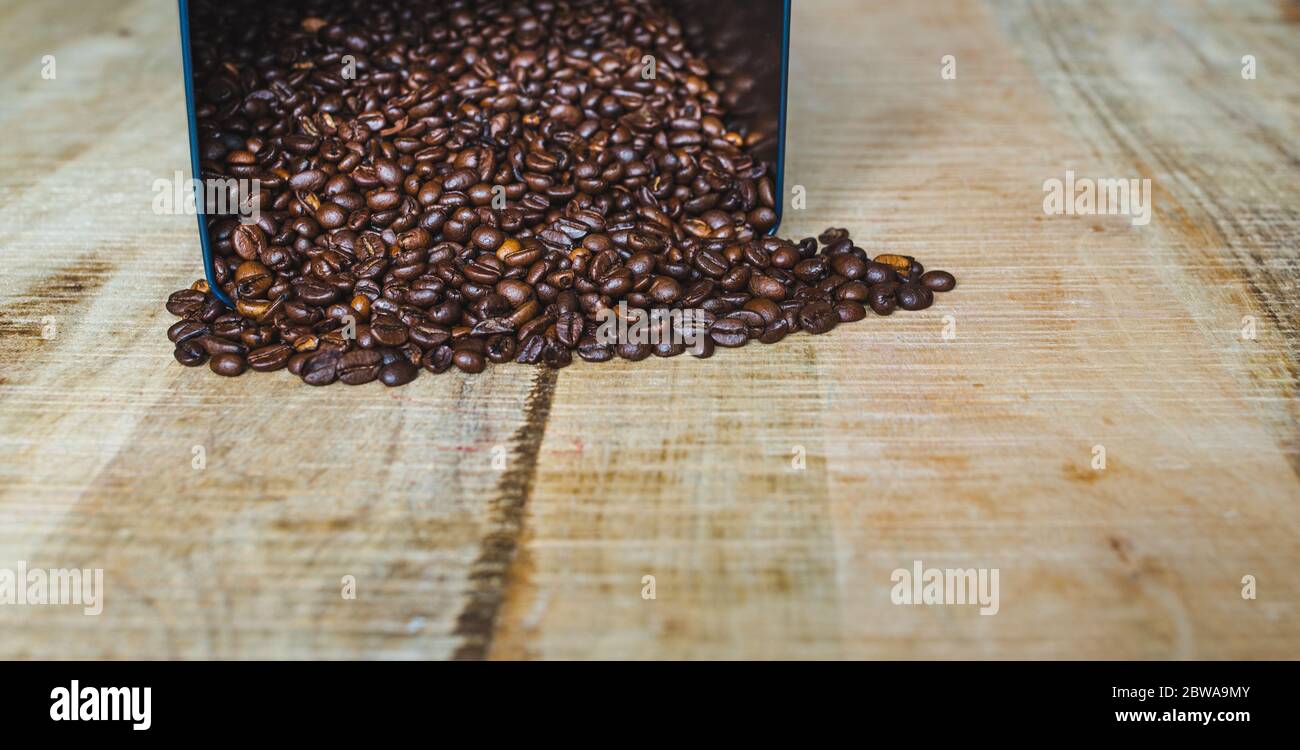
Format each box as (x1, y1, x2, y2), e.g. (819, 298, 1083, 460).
(0, 0, 1296, 659)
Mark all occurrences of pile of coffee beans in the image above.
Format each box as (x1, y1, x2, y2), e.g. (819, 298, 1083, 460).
(167, 0, 955, 385)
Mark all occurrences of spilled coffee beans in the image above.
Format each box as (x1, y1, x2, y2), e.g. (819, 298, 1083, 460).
(166, 0, 956, 386)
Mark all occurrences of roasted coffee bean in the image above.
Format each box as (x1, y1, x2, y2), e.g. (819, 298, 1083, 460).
(165, 2, 955, 385)
(379, 360, 419, 386)
(709, 318, 749, 348)
(920, 270, 957, 292)
(198, 334, 246, 357)
(830, 254, 868, 280)
(834, 301, 867, 323)
(689, 336, 716, 358)
(287, 351, 312, 376)
(555, 311, 584, 347)
(422, 345, 455, 374)
(742, 298, 782, 325)
(247, 344, 292, 372)
(616, 341, 653, 361)
(835, 281, 870, 303)
(896, 284, 934, 311)
(758, 317, 790, 345)
(799, 302, 838, 335)
(485, 335, 517, 364)
(543, 340, 573, 368)
(174, 340, 208, 367)
(209, 353, 246, 377)
(167, 289, 207, 318)
(748, 274, 786, 301)
(577, 337, 614, 363)
(868, 291, 897, 316)
(408, 322, 451, 349)
(301, 351, 341, 386)
(338, 350, 383, 385)
(452, 349, 486, 374)
(167, 319, 207, 344)
(370, 315, 408, 346)
(874, 254, 913, 276)
(234, 261, 273, 298)
(232, 225, 267, 261)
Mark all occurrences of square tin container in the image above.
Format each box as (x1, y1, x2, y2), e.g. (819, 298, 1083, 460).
(178, 0, 790, 306)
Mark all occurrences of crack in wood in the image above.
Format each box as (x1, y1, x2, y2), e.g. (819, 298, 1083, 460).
(451, 367, 557, 660)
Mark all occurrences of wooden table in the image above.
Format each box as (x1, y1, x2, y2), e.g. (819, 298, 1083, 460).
(1, 0, 1296, 659)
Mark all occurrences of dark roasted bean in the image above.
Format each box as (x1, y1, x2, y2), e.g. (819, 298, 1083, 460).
(708, 318, 749, 348)
(209, 353, 246, 377)
(338, 350, 383, 385)
(799, 302, 838, 335)
(452, 349, 486, 374)
(577, 337, 614, 362)
(920, 270, 957, 292)
(834, 301, 867, 323)
(168, 319, 208, 344)
(301, 351, 341, 386)
(167, 289, 208, 318)
(379, 360, 419, 386)
(422, 345, 455, 374)
(247, 344, 292, 372)
(616, 342, 653, 361)
(174, 340, 208, 367)
(896, 284, 934, 311)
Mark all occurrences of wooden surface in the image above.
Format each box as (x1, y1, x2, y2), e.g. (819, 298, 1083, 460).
(0, 0, 1297, 659)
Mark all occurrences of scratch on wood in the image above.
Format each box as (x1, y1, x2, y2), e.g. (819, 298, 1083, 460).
(451, 367, 557, 660)
(0, 257, 116, 376)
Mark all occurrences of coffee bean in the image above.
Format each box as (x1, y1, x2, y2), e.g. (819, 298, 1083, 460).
(830, 254, 867, 280)
(799, 302, 838, 334)
(301, 351, 340, 386)
(379, 360, 419, 386)
(452, 349, 486, 374)
(516, 334, 546, 365)
(209, 353, 246, 377)
(742, 298, 782, 325)
(422, 345, 455, 374)
(338, 350, 383, 384)
(758, 317, 790, 344)
(485, 334, 517, 363)
(577, 337, 614, 362)
(247, 343, 292, 372)
(370, 315, 408, 346)
(174, 340, 208, 367)
(748, 274, 786, 301)
(864, 262, 894, 285)
(167, 319, 207, 344)
(834, 301, 867, 323)
(408, 322, 451, 349)
(920, 270, 957, 292)
(232, 225, 267, 261)
(709, 318, 749, 348)
(198, 334, 246, 357)
(896, 284, 934, 311)
(543, 340, 573, 369)
(616, 342, 653, 361)
(287, 352, 312, 376)
(167, 289, 207, 318)
(653, 339, 686, 357)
